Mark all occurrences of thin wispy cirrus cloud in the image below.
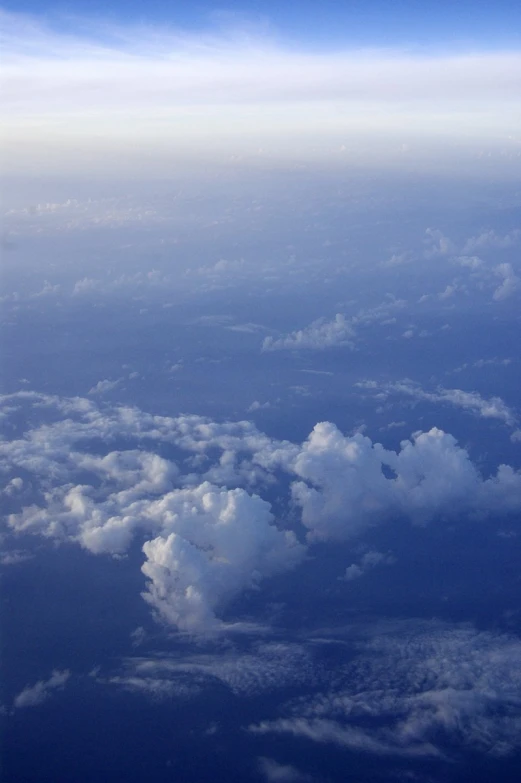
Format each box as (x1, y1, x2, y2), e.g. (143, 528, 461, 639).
(2, 8, 521, 177)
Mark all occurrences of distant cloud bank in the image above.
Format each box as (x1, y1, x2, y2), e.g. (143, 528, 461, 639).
(2, 9, 521, 176)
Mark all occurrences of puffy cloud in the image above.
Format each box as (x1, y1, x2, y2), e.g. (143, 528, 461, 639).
(453, 255, 484, 270)
(248, 400, 271, 411)
(88, 378, 123, 395)
(493, 263, 520, 301)
(342, 550, 395, 581)
(289, 423, 521, 540)
(262, 314, 355, 352)
(3, 392, 521, 630)
(424, 228, 456, 258)
(13, 670, 70, 709)
(463, 229, 521, 254)
(140, 484, 304, 632)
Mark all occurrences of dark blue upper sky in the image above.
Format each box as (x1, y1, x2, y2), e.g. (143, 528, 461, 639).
(4, 0, 521, 49)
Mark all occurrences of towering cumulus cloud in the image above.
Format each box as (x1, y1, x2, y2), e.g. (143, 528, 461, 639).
(2, 392, 521, 632)
(140, 484, 303, 632)
(289, 423, 521, 540)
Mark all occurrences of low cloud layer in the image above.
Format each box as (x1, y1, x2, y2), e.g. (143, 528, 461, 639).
(249, 621, 521, 759)
(96, 619, 521, 761)
(2, 392, 521, 631)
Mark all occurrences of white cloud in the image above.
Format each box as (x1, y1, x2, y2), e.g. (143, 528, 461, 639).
(493, 263, 520, 301)
(450, 357, 512, 374)
(102, 640, 317, 698)
(13, 669, 70, 709)
(251, 717, 440, 758)
(438, 283, 457, 300)
(0, 549, 33, 566)
(3, 10, 521, 177)
(424, 229, 456, 258)
(3, 392, 521, 630)
(288, 423, 521, 541)
(342, 550, 395, 581)
(463, 229, 521, 254)
(248, 400, 271, 411)
(360, 379, 517, 427)
(262, 314, 355, 352)
(453, 255, 484, 270)
(30, 280, 61, 298)
(88, 378, 123, 395)
(258, 757, 313, 782)
(140, 484, 304, 632)
(249, 621, 521, 758)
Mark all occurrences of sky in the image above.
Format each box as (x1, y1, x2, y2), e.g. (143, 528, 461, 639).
(2, 2, 521, 183)
(2, 2, 521, 783)
(4, 0, 521, 47)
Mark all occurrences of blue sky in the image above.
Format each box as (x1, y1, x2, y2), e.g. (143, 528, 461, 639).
(3, 3, 521, 781)
(4, 0, 521, 49)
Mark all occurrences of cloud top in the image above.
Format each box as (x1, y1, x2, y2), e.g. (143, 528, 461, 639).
(2, 392, 521, 631)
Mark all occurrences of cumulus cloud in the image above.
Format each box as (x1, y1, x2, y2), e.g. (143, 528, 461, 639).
(463, 229, 521, 255)
(248, 400, 271, 411)
(342, 550, 395, 581)
(3, 392, 521, 630)
(140, 484, 303, 632)
(13, 670, 70, 709)
(262, 314, 355, 352)
(88, 378, 123, 395)
(288, 422, 521, 541)
(453, 255, 484, 270)
(493, 263, 520, 301)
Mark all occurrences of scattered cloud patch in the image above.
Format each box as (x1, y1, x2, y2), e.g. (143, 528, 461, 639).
(342, 550, 395, 581)
(13, 670, 70, 709)
(359, 379, 517, 427)
(88, 378, 123, 395)
(262, 314, 355, 352)
(493, 263, 520, 301)
(249, 621, 521, 759)
(258, 757, 313, 782)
